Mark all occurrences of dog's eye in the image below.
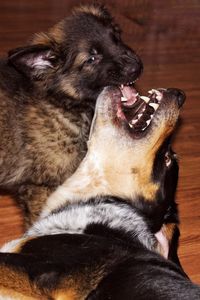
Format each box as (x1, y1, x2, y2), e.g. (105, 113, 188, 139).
(165, 152, 172, 167)
(86, 56, 96, 64)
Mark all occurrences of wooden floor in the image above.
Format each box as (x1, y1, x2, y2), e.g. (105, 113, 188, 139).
(0, 0, 199, 284)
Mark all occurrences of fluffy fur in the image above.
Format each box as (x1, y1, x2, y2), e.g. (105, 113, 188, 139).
(0, 86, 199, 299)
(0, 4, 143, 226)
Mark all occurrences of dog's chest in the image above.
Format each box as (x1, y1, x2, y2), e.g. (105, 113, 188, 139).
(23, 101, 94, 183)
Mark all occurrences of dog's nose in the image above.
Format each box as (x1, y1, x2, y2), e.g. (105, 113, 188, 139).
(130, 60, 143, 80)
(125, 56, 143, 80)
(167, 88, 186, 108)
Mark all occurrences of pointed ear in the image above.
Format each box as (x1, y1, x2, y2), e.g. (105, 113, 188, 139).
(8, 44, 58, 79)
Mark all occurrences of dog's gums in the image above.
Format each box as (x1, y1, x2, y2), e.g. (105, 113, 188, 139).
(116, 86, 185, 134)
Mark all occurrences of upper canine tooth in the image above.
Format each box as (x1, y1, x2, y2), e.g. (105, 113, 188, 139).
(149, 103, 159, 110)
(121, 84, 124, 89)
(140, 95, 150, 103)
(121, 96, 127, 102)
(129, 123, 133, 128)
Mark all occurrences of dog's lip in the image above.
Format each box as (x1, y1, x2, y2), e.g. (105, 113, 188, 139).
(116, 86, 163, 134)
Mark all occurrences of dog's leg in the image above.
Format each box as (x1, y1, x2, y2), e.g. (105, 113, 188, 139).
(0, 253, 86, 300)
(0, 255, 41, 299)
(16, 185, 56, 228)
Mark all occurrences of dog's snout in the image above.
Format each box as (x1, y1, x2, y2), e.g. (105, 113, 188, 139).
(124, 58, 143, 81)
(167, 88, 186, 108)
(129, 60, 143, 79)
(121, 47, 143, 80)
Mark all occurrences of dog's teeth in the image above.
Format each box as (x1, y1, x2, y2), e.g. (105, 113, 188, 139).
(148, 89, 154, 94)
(131, 119, 138, 125)
(148, 88, 161, 95)
(142, 126, 147, 131)
(121, 84, 124, 89)
(121, 96, 127, 102)
(129, 123, 133, 128)
(149, 103, 159, 110)
(142, 106, 146, 112)
(146, 120, 151, 126)
(140, 95, 150, 103)
(156, 94, 162, 101)
(138, 114, 143, 118)
(153, 89, 162, 100)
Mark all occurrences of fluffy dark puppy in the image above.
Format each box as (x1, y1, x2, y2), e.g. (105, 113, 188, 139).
(0, 4, 143, 226)
(1, 86, 199, 300)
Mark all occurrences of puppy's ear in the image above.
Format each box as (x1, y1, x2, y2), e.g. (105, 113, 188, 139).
(8, 44, 58, 79)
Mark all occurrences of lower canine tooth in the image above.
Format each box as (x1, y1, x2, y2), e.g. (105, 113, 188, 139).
(140, 96, 150, 103)
(146, 120, 151, 126)
(138, 114, 143, 118)
(149, 103, 159, 110)
(129, 123, 133, 128)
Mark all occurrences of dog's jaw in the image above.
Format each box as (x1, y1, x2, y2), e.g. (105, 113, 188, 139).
(41, 87, 185, 217)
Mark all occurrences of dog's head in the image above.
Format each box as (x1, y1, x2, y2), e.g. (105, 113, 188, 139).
(8, 4, 143, 102)
(87, 86, 185, 205)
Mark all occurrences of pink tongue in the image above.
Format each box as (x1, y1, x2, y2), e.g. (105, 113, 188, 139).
(121, 86, 138, 106)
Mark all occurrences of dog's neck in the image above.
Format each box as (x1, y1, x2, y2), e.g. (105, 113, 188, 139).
(34, 198, 158, 253)
(41, 148, 137, 217)
(2, 198, 158, 255)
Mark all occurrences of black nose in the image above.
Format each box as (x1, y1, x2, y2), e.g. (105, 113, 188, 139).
(167, 88, 186, 108)
(125, 57, 143, 81)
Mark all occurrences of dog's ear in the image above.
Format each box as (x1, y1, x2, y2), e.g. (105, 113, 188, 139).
(8, 44, 58, 79)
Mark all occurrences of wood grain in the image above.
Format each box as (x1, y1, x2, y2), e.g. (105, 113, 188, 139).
(0, 0, 199, 284)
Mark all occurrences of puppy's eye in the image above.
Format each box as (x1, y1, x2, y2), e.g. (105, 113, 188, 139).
(86, 56, 96, 64)
(165, 152, 172, 167)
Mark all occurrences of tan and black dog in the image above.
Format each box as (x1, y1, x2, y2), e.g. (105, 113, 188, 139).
(1, 86, 199, 300)
(0, 4, 143, 226)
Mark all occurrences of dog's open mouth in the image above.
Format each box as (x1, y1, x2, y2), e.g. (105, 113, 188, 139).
(116, 85, 163, 133)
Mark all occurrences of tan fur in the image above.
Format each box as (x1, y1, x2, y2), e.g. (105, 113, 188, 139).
(59, 78, 79, 99)
(42, 88, 181, 217)
(73, 5, 104, 19)
(0, 266, 43, 299)
(163, 223, 176, 243)
(53, 290, 79, 300)
(33, 20, 65, 45)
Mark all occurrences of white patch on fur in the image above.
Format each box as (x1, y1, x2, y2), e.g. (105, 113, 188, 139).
(29, 201, 156, 252)
(0, 237, 25, 253)
(155, 229, 169, 259)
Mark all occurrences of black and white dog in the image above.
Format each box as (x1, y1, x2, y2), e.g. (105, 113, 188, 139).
(0, 86, 200, 299)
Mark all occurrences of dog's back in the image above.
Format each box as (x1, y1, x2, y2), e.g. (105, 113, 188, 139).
(0, 198, 199, 300)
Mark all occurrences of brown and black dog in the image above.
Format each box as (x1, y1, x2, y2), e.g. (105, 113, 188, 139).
(0, 4, 143, 226)
(1, 86, 198, 300)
